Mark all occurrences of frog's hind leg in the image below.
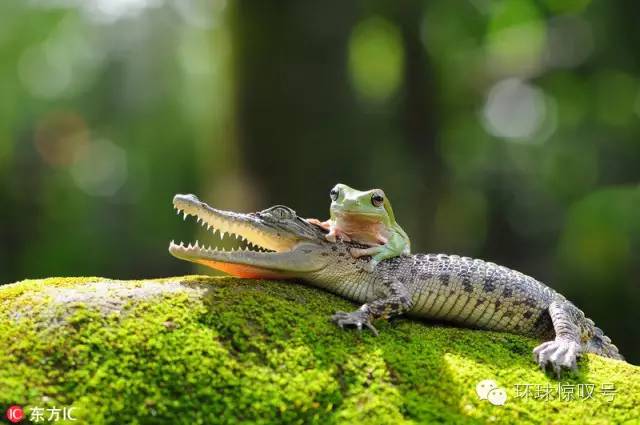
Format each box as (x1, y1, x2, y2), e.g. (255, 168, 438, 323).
(350, 246, 383, 258)
(350, 246, 386, 272)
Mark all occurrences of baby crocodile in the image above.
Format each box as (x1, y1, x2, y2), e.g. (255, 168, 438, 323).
(168, 194, 624, 376)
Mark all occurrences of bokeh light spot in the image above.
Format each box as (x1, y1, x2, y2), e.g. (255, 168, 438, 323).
(594, 70, 638, 127)
(35, 111, 89, 167)
(482, 78, 553, 141)
(544, 15, 593, 69)
(18, 44, 72, 99)
(543, 0, 591, 14)
(71, 139, 128, 197)
(557, 187, 636, 283)
(544, 72, 588, 129)
(85, 0, 161, 24)
(173, 0, 227, 29)
(484, 0, 545, 76)
(348, 16, 404, 103)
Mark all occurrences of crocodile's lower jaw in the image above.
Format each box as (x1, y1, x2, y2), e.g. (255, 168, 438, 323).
(169, 194, 309, 279)
(169, 243, 291, 279)
(169, 237, 294, 280)
(193, 259, 289, 279)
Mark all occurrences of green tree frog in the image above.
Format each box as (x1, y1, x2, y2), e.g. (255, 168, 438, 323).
(307, 183, 411, 271)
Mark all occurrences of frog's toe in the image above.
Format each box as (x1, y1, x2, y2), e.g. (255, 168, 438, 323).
(350, 248, 368, 258)
(363, 259, 379, 272)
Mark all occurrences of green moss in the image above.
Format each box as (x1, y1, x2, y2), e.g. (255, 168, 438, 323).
(1, 276, 639, 424)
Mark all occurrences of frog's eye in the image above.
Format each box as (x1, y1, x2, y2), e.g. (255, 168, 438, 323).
(330, 187, 339, 201)
(371, 193, 384, 207)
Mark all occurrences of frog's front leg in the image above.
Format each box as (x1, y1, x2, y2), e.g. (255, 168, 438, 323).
(331, 278, 412, 335)
(306, 218, 351, 242)
(350, 233, 406, 271)
(306, 218, 330, 229)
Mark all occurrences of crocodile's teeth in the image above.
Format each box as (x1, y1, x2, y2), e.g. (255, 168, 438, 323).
(183, 212, 188, 221)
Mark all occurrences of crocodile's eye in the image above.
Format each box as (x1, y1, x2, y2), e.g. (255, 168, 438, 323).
(371, 193, 384, 207)
(264, 205, 295, 219)
(330, 187, 339, 201)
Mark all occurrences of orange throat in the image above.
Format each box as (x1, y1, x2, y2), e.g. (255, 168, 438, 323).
(195, 259, 290, 280)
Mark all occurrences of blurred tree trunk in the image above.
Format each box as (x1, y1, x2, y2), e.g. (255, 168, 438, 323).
(230, 0, 360, 217)
(230, 0, 442, 253)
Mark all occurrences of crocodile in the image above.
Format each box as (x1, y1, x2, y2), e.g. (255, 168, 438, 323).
(168, 194, 624, 376)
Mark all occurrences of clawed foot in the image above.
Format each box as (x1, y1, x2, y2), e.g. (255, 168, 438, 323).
(533, 339, 582, 377)
(331, 310, 379, 336)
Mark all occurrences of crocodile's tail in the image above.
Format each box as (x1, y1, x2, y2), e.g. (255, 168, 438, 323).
(583, 318, 624, 360)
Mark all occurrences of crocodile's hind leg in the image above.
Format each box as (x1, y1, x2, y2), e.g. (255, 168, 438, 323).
(533, 300, 583, 376)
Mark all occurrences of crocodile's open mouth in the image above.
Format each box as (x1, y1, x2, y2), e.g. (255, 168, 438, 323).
(169, 194, 327, 279)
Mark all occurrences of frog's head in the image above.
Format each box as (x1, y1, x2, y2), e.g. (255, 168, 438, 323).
(328, 183, 396, 225)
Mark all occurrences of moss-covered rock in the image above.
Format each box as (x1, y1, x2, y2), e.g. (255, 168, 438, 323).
(1, 276, 638, 424)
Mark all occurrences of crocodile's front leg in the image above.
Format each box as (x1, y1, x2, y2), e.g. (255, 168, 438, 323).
(331, 278, 413, 336)
(533, 299, 584, 376)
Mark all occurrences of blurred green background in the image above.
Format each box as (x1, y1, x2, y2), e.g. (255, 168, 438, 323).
(0, 0, 638, 363)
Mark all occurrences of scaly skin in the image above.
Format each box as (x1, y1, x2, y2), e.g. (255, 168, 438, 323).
(307, 183, 410, 271)
(169, 194, 624, 377)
